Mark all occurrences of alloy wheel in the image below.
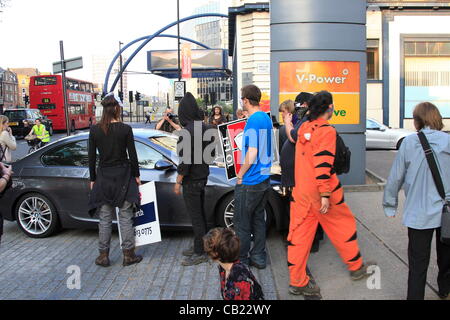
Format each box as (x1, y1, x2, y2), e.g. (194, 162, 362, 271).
(18, 197, 53, 235)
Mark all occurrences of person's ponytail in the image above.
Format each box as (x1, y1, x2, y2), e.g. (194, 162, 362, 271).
(307, 91, 333, 121)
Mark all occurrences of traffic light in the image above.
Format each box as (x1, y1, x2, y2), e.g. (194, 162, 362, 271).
(135, 91, 141, 102)
(204, 93, 209, 106)
(129, 91, 134, 103)
(23, 95, 29, 105)
(118, 91, 124, 102)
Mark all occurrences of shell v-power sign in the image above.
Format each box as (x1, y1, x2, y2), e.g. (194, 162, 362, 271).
(279, 61, 360, 125)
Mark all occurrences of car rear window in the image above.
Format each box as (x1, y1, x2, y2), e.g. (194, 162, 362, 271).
(4, 110, 26, 121)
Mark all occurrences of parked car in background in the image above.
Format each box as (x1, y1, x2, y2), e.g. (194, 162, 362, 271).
(0, 129, 286, 238)
(366, 118, 414, 150)
(3, 108, 53, 138)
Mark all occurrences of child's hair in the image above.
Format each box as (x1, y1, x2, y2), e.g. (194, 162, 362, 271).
(203, 227, 240, 263)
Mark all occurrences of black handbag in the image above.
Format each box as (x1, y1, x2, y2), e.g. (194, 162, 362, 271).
(418, 132, 450, 245)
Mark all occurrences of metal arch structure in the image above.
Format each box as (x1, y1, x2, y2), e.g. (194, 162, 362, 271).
(103, 13, 228, 94)
(102, 34, 212, 94)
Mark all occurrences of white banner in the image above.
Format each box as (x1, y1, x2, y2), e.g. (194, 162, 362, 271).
(117, 181, 162, 247)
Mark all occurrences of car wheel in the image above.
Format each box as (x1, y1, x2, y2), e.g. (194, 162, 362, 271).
(15, 193, 60, 238)
(216, 193, 273, 231)
(48, 125, 53, 136)
(396, 138, 404, 150)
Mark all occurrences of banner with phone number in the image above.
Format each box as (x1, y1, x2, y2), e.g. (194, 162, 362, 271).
(117, 181, 161, 247)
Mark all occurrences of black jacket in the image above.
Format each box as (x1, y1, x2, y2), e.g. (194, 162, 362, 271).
(177, 93, 212, 183)
(87, 123, 140, 215)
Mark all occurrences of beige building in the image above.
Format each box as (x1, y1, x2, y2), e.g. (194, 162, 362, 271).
(91, 54, 128, 101)
(8, 68, 40, 106)
(229, 0, 270, 109)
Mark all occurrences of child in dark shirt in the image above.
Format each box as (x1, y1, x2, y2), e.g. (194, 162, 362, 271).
(203, 227, 264, 300)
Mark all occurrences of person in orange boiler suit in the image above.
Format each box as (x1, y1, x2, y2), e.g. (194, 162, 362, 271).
(287, 90, 375, 296)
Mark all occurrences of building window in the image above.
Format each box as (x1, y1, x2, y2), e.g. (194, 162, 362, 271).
(404, 40, 450, 119)
(367, 39, 380, 80)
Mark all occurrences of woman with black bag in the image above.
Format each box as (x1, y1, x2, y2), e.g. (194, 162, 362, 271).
(88, 93, 142, 268)
(383, 102, 450, 300)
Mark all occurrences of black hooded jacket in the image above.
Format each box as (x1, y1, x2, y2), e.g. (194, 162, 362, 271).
(177, 92, 212, 183)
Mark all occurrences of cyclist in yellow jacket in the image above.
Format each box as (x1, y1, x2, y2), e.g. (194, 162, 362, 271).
(31, 119, 50, 147)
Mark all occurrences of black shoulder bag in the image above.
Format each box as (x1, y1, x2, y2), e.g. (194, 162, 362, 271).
(418, 132, 450, 245)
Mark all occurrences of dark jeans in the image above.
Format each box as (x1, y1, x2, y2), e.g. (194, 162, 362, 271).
(183, 180, 214, 255)
(234, 179, 270, 266)
(407, 227, 450, 300)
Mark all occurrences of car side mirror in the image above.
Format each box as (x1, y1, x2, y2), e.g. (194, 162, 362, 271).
(380, 127, 387, 132)
(155, 159, 174, 171)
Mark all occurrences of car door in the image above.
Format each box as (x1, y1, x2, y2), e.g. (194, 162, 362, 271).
(366, 119, 386, 149)
(134, 141, 190, 227)
(38, 139, 91, 222)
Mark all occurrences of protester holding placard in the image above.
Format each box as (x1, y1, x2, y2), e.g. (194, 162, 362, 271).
(234, 85, 273, 269)
(88, 93, 143, 268)
(175, 92, 214, 266)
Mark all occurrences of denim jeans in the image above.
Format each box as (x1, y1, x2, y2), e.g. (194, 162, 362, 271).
(234, 178, 270, 266)
(98, 201, 135, 251)
(183, 180, 214, 255)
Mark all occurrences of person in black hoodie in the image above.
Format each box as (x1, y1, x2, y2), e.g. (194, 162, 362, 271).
(174, 92, 214, 266)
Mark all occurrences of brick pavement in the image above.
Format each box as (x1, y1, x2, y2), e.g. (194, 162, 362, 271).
(0, 221, 278, 300)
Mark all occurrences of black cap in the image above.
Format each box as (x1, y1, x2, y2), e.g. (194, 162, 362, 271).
(295, 92, 313, 105)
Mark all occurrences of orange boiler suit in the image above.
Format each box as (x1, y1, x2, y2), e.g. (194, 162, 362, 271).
(287, 118, 364, 287)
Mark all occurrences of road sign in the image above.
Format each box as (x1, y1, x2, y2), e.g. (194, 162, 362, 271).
(174, 81, 185, 100)
(52, 56, 83, 74)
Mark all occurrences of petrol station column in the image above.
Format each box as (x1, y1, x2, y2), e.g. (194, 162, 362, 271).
(270, 0, 367, 185)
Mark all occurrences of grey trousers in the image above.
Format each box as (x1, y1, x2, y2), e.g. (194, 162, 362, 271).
(98, 201, 135, 251)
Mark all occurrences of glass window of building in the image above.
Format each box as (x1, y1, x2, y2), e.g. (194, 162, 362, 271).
(367, 39, 380, 80)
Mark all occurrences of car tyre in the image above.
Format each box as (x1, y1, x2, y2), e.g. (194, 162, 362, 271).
(216, 192, 273, 232)
(15, 193, 60, 238)
(48, 125, 53, 136)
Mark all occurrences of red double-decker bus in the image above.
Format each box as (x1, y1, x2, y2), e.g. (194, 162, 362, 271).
(29, 75, 96, 131)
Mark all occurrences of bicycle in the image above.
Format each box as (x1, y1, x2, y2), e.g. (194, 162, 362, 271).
(26, 138, 43, 154)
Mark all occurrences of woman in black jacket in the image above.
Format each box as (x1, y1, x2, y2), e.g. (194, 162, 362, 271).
(88, 93, 142, 267)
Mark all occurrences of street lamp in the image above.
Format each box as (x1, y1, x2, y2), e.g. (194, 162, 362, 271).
(119, 41, 124, 121)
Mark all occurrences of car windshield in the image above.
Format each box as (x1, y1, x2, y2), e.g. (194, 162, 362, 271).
(4, 110, 26, 121)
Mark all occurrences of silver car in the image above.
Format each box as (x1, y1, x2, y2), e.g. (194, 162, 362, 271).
(366, 118, 414, 150)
